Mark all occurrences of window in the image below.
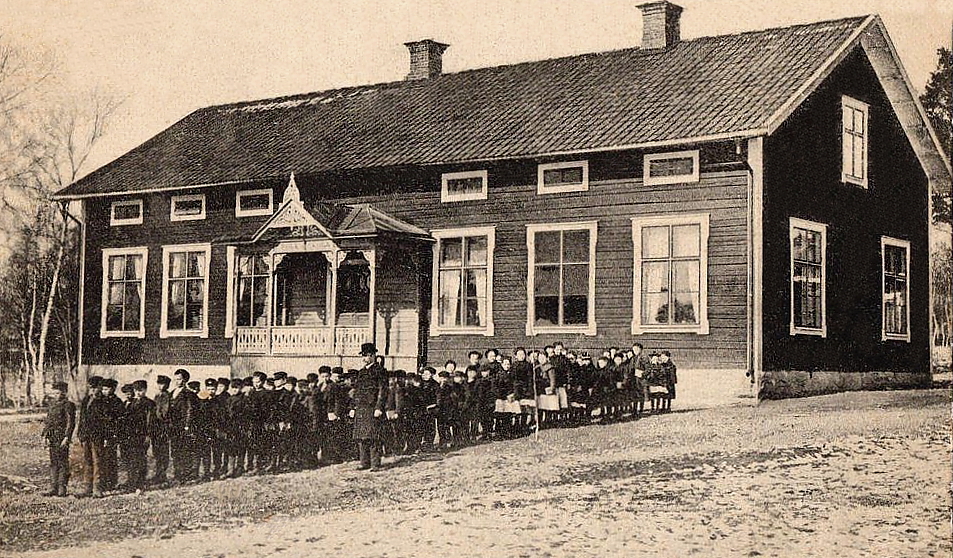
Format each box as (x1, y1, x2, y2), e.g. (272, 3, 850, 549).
(431, 227, 495, 336)
(236, 189, 274, 217)
(237, 254, 270, 327)
(537, 161, 589, 194)
(790, 218, 827, 337)
(170, 194, 206, 221)
(441, 170, 487, 203)
(110, 200, 143, 226)
(644, 150, 700, 186)
(526, 221, 597, 336)
(100, 247, 148, 338)
(881, 237, 910, 342)
(160, 243, 211, 338)
(842, 96, 869, 188)
(631, 214, 710, 334)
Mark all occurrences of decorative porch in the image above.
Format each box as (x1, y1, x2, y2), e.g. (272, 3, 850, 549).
(220, 175, 434, 373)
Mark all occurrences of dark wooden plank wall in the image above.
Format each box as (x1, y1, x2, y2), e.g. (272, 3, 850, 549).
(81, 149, 751, 371)
(762, 47, 931, 373)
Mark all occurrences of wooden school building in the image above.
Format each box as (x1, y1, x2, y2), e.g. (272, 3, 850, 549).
(55, 3, 951, 399)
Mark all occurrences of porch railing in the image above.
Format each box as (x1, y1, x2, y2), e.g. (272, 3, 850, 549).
(234, 326, 370, 356)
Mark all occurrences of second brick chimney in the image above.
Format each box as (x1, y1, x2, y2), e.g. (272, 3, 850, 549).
(404, 39, 450, 80)
(638, 1, 683, 50)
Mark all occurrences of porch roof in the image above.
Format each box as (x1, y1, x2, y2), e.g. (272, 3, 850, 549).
(216, 200, 432, 245)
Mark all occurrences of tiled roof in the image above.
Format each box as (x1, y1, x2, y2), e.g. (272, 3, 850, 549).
(58, 16, 871, 198)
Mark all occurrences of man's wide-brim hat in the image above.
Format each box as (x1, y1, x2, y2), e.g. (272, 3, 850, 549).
(359, 343, 378, 356)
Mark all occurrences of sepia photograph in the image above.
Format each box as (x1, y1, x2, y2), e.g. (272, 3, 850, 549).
(0, 0, 951, 556)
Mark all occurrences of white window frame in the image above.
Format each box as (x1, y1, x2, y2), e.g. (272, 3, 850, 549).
(841, 95, 869, 188)
(170, 194, 206, 222)
(537, 160, 589, 194)
(235, 189, 274, 218)
(525, 220, 598, 336)
(109, 199, 143, 226)
(440, 170, 488, 203)
(643, 150, 700, 186)
(789, 218, 827, 337)
(430, 226, 496, 336)
(631, 213, 710, 335)
(881, 236, 911, 342)
(100, 246, 148, 339)
(160, 243, 212, 339)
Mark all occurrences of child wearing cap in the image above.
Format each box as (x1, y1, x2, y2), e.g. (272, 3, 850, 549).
(42, 381, 76, 497)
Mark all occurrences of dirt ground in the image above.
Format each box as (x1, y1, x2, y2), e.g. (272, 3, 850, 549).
(1, 389, 950, 558)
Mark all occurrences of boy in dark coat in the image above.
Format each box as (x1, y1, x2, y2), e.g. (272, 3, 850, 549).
(42, 382, 76, 497)
(169, 369, 198, 484)
(224, 379, 246, 477)
(100, 379, 124, 492)
(660, 351, 678, 412)
(151, 375, 172, 485)
(77, 375, 104, 497)
(419, 367, 438, 450)
(125, 380, 155, 491)
(434, 371, 456, 449)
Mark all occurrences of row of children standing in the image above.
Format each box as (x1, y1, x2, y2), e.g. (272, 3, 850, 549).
(42, 342, 676, 497)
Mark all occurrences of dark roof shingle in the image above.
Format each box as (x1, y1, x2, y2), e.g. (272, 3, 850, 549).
(58, 16, 869, 198)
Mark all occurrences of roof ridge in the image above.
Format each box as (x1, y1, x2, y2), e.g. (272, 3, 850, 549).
(201, 14, 871, 115)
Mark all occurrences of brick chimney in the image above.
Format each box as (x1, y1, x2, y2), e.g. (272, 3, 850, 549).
(638, 1, 683, 49)
(404, 39, 450, 80)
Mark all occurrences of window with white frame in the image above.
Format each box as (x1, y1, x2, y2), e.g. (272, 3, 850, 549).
(160, 243, 211, 337)
(237, 254, 270, 327)
(526, 221, 597, 335)
(110, 200, 143, 226)
(431, 227, 495, 335)
(842, 96, 869, 188)
(631, 214, 709, 334)
(236, 189, 274, 217)
(881, 236, 910, 341)
(537, 161, 589, 194)
(170, 194, 206, 221)
(100, 247, 148, 338)
(441, 170, 487, 203)
(790, 218, 827, 336)
(643, 150, 700, 186)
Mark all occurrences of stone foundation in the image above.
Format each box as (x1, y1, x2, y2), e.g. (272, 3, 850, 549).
(758, 369, 931, 399)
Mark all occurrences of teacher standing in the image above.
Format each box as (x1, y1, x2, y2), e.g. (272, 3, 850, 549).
(352, 343, 388, 471)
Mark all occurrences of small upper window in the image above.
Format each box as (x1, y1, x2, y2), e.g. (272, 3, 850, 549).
(236, 189, 274, 217)
(170, 194, 206, 221)
(441, 170, 487, 203)
(537, 161, 589, 194)
(110, 200, 143, 226)
(644, 150, 700, 186)
(842, 96, 869, 188)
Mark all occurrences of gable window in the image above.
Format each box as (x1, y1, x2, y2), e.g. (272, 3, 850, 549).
(526, 221, 597, 336)
(110, 200, 143, 226)
(160, 243, 211, 338)
(100, 247, 148, 338)
(631, 214, 710, 334)
(236, 189, 274, 217)
(170, 194, 206, 221)
(537, 161, 589, 194)
(237, 254, 270, 328)
(431, 227, 495, 336)
(790, 218, 827, 337)
(842, 96, 869, 188)
(881, 236, 910, 342)
(643, 150, 700, 186)
(441, 170, 487, 203)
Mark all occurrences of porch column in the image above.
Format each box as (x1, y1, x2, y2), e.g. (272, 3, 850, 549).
(328, 250, 338, 330)
(367, 248, 377, 347)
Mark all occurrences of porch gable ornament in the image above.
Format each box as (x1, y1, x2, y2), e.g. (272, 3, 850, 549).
(283, 172, 300, 204)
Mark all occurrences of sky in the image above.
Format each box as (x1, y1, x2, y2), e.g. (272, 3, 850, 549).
(2, 0, 951, 176)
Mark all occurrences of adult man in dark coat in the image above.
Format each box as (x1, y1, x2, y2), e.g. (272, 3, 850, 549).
(168, 368, 198, 484)
(352, 343, 387, 471)
(42, 381, 76, 496)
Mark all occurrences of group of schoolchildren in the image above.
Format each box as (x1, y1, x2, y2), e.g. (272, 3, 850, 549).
(41, 342, 676, 498)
